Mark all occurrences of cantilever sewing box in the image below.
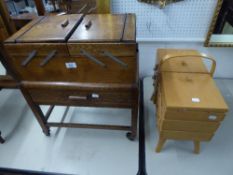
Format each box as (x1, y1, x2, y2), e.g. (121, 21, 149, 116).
(3, 14, 139, 140)
(153, 49, 228, 153)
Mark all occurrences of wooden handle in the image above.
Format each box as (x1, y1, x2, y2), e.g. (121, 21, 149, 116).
(21, 50, 37, 66)
(159, 52, 216, 77)
(85, 20, 92, 29)
(61, 19, 69, 27)
(80, 49, 106, 67)
(40, 50, 57, 67)
(102, 51, 128, 68)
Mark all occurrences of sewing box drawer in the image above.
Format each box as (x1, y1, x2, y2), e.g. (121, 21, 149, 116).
(27, 86, 137, 107)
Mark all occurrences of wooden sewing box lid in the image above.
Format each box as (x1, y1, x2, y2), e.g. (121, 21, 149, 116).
(157, 49, 208, 73)
(68, 14, 136, 43)
(5, 14, 136, 43)
(161, 72, 228, 112)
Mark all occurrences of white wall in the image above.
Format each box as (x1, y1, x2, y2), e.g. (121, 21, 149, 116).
(112, 0, 233, 78)
(112, 0, 216, 40)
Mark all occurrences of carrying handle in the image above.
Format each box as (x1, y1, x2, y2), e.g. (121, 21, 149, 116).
(80, 49, 106, 68)
(40, 50, 57, 67)
(158, 52, 216, 77)
(21, 50, 37, 67)
(102, 51, 128, 68)
(61, 19, 69, 28)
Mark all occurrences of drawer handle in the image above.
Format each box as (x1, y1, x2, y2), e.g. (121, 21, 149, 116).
(69, 96, 87, 100)
(61, 19, 69, 28)
(68, 93, 100, 101)
(21, 50, 37, 67)
(80, 49, 106, 67)
(102, 51, 128, 68)
(208, 115, 217, 121)
(90, 93, 100, 99)
(40, 50, 57, 67)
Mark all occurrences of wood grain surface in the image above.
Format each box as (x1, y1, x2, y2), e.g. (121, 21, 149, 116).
(3, 13, 139, 139)
(162, 72, 228, 112)
(16, 14, 83, 43)
(68, 14, 125, 42)
(156, 49, 208, 73)
(9, 55, 137, 84)
(154, 49, 228, 153)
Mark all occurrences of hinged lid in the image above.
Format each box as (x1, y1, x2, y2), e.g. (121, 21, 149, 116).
(162, 72, 228, 112)
(16, 14, 83, 43)
(156, 49, 208, 73)
(68, 14, 136, 43)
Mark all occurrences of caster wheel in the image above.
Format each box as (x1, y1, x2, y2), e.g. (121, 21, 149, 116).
(0, 132, 5, 143)
(126, 132, 136, 141)
(43, 129, 51, 136)
(0, 139, 5, 144)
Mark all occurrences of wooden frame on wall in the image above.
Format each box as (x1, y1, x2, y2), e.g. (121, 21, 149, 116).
(96, 0, 110, 13)
(204, 0, 233, 47)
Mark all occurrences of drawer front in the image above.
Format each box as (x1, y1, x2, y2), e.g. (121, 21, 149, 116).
(160, 119, 220, 133)
(28, 88, 136, 107)
(9, 56, 137, 84)
(68, 43, 137, 57)
(5, 43, 69, 57)
(164, 110, 225, 122)
(160, 130, 214, 141)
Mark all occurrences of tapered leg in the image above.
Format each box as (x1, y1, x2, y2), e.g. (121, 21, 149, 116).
(21, 88, 50, 136)
(126, 89, 139, 141)
(194, 141, 200, 154)
(0, 131, 5, 143)
(155, 136, 166, 153)
(132, 105, 139, 137)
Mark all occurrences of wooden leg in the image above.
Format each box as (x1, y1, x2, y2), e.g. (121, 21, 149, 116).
(20, 88, 50, 136)
(155, 136, 166, 153)
(0, 131, 5, 144)
(128, 105, 139, 140)
(126, 90, 139, 141)
(194, 141, 200, 154)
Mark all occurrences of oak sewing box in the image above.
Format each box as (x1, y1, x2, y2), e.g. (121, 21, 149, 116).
(153, 49, 228, 153)
(3, 13, 139, 140)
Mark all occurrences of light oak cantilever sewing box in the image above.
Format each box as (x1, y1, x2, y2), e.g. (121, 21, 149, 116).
(3, 14, 139, 140)
(153, 49, 228, 153)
